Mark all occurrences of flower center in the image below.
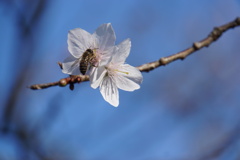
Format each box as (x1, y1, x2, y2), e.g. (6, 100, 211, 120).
(105, 63, 129, 76)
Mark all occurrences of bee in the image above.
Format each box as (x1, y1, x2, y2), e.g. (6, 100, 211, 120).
(79, 48, 98, 75)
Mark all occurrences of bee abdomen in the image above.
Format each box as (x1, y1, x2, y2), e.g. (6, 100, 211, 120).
(80, 61, 88, 75)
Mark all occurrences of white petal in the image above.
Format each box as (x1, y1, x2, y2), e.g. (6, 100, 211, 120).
(112, 39, 131, 65)
(90, 66, 107, 89)
(93, 23, 116, 51)
(68, 28, 93, 58)
(62, 55, 81, 75)
(113, 64, 143, 91)
(98, 46, 114, 66)
(100, 77, 119, 107)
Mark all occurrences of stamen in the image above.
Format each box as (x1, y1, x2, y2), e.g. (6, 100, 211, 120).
(114, 69, 129, 75)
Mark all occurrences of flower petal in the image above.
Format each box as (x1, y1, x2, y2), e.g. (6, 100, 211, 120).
(112, 39, 131, 65)
(68, 28, 93, 58)
(113, 64, 143, 91)
(93, 23, 116, 51)
(100, 76, 119, 107)
(90, 66, 107, 89)
(62, 55, 81, 75)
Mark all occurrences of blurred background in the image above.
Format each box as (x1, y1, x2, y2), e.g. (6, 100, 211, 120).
(0, 0, 240, 160)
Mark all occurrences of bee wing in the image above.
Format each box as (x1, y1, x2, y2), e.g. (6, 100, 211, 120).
(62, 55, 81, 75)
(85, 65, 92, 75)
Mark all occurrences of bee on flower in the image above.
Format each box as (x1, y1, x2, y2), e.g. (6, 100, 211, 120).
(61, 23, 143, 107)
(79, 48, 98, 75)
(62, 23, 115, 76)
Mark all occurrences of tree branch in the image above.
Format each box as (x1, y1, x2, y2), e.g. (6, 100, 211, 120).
(29, 17, 240, 90)
(29, 75, 89, 90)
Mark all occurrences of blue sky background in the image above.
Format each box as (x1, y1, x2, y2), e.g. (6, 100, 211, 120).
(0, 0, 240, 160)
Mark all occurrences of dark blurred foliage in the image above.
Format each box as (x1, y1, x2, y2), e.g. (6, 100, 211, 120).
(0, 0, 59, 159)
(0, 0, 240, 160)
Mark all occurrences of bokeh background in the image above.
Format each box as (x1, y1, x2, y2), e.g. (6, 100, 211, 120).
(1, 0, 240, 160)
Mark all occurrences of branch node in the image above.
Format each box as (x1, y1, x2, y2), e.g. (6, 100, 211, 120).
(70, 78, 75, 83)
(76, 77, 81, 83)
(59, 78, 68, 87)
(180, 57, 185, 61)
(159, 58, 167, 65)
(235, 17, 240, 25)
(193, 42, 202, 50)
(210, 27, 222, 41)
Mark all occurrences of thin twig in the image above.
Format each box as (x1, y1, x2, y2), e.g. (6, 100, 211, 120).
(29, 17, 240, 90)
(29, 75, 89, 90)
(137, 17, 240, 72)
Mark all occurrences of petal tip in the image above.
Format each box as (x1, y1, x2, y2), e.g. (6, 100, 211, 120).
(111, 102, 119, 107)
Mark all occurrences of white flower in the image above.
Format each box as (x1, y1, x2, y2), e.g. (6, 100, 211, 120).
(90, 39, 143, 107)
(62, 23, 116, 75)
(61, 23, 143, 107)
